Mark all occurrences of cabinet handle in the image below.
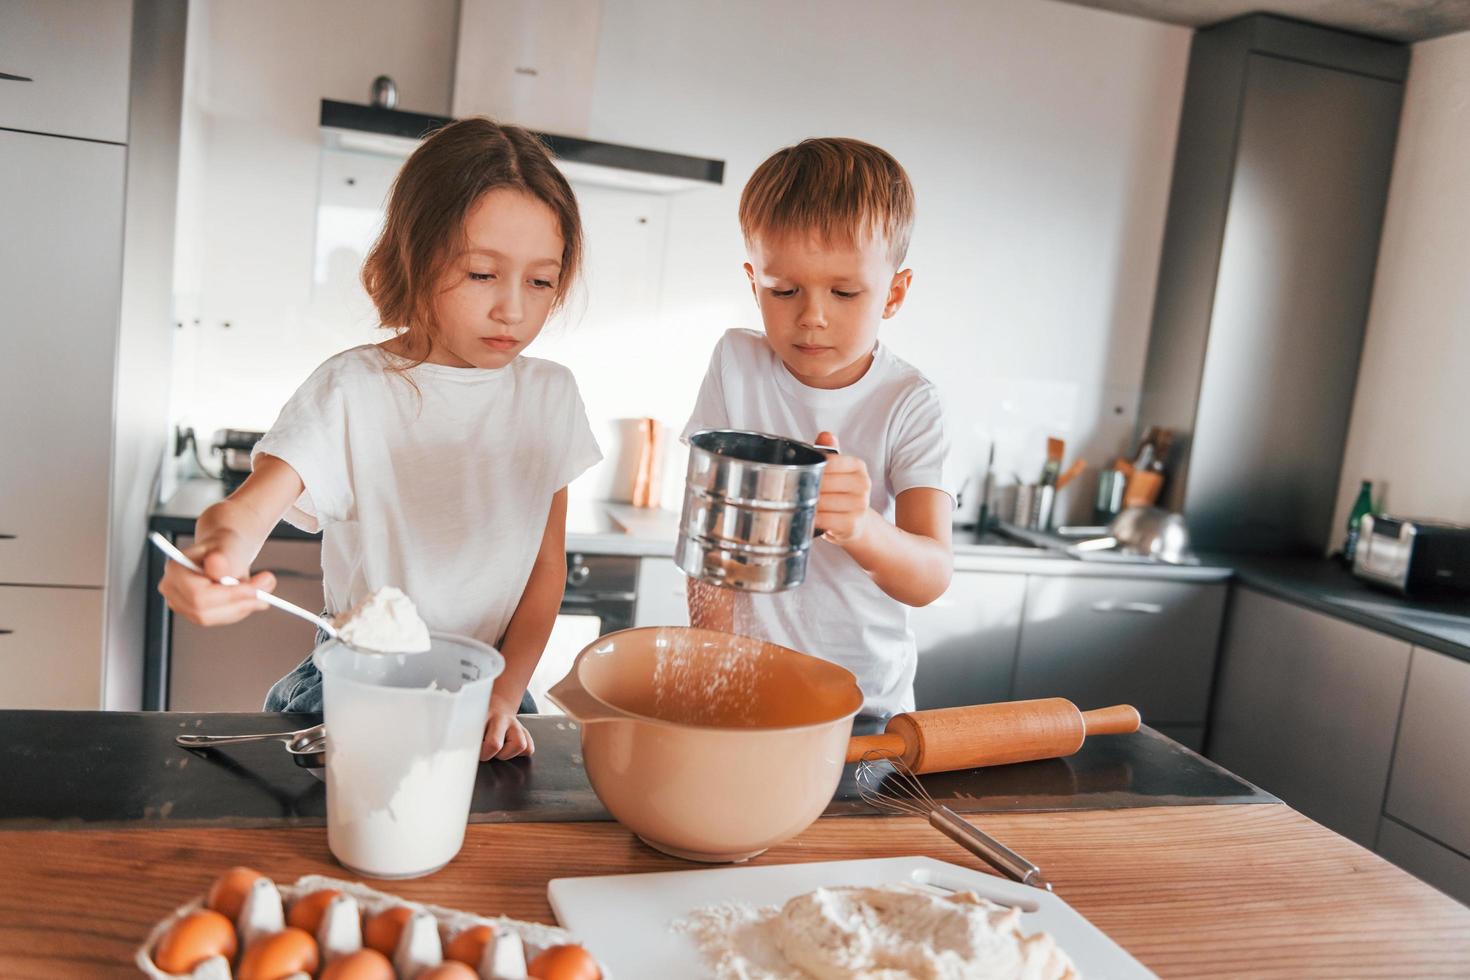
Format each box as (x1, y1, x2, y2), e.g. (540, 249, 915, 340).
(0, 629, 12, 635)
(262, 568, 319, 582)
(1090, 600, 1164, 614)
(0, 72, 34, 82)
(0, 534, 15, 540)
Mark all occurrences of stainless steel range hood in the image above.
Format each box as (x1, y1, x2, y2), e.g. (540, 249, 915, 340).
(319, 99, 724, 194)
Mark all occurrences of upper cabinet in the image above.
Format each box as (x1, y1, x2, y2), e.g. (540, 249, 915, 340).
(0, 0, 134, 143)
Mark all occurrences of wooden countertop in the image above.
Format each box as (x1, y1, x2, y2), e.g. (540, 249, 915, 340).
(4, 804, 1468, 978)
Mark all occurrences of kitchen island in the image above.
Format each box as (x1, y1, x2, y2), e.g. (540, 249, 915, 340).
(3, 711, 1469, 976)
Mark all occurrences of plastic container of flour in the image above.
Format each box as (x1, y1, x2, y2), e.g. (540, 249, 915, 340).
(314, 632, 504, 879)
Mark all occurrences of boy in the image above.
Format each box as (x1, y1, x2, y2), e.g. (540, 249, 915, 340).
(684, 137, 953, 720)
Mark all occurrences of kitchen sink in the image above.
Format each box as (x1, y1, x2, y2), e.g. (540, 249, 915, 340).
(991, 522, 1194, 564)
(952, 527, 1054, 557)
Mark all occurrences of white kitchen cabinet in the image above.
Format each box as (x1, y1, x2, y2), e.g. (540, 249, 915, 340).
(1376, 817, 1470, 908)
(634, 557, 691, 628)
(1209, 587, 1411, 848)
(912, 572, 1025, 710)
(1012, 577, 1225, 724)
(0, 0, 134, 143)
(0, 129, 126, 587)
(0, 585, 103, 708)
(1384, 646, 1470, 859)
(169, 537, 325, 711)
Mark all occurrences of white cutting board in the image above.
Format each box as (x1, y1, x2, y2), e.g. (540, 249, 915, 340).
(549, 855, 1156, 978)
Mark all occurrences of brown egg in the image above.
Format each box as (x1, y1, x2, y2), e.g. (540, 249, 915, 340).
(362, 905, 415, 956)
(236, 926, 320, 980)
(445, 923, 496, 965)
(319, 947, 395, 980)
(206, 866, 263, 922)
(418, 963, 479, 980)
(286, 888, 343, 935)
(528, 944, 602, 980)
(153, 909, 238, 974)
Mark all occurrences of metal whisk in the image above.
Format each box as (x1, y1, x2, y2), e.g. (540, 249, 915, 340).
(855, 751, 1053, 891)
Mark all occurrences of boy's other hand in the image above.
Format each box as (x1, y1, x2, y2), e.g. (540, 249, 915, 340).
(158, 532, 275, 626)
(813, 431, 873, 546)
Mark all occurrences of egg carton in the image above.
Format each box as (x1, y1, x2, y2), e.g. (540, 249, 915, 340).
(136, 873, 600, 979)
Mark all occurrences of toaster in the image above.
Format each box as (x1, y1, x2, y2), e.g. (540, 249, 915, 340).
(1353, 515, 1470, 595)
(211, 428, 265, 492)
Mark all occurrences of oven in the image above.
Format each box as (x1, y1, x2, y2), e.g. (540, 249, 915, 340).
(525, 552, 640, 713)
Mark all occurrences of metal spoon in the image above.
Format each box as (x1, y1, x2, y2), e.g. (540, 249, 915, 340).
(176, 724, 327, 773)
(149, 532, 343, 640)
(176, 723, 324, 752)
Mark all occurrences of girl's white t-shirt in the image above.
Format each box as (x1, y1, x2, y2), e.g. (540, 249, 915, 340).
(253, 344, 602, 649)
(682, 329, 952, 719)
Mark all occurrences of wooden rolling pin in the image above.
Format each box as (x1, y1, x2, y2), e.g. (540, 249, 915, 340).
(845, 698, 1141, 773)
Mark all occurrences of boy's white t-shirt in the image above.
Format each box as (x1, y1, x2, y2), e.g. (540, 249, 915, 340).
(253, 344, 602, 650)
(682, 328, 952, 719)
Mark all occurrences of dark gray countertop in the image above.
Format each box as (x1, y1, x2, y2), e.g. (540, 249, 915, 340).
(0, 711, 1272, 831)
(150, 479, 1468, 658)
(1221, 553, 1470, 661)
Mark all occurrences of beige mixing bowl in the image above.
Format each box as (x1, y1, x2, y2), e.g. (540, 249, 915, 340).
(547, 626, 864, 863)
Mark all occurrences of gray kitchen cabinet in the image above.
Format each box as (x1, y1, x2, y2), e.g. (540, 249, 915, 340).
(1384, 647, 1470, 859)
(0, 585, 104, 708)
(169, 537, 325, 711)
(912, 572, 1025, 710)
(0, 129, 126, 587)
(1209, 587, 1411, 847)
(1011, 576, 1225, 724)
(634, 557, 691, 628)
(1139, 17, 1405, 554)
(0, 0, 134, 143)
(1376, 817, 1470, 908)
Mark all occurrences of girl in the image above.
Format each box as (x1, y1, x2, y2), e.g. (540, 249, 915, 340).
(160, 118, 601, 761)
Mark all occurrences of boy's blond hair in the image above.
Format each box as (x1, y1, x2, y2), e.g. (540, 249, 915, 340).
(738, 137, 915, 268)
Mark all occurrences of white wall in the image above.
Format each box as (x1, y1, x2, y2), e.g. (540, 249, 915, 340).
(107, 0, 188, 709)
(168, 0, 458, 481)
(171, 0, 1190, 523)
(1333, 29, 1470, 532)
(552, 0, 1190, 520)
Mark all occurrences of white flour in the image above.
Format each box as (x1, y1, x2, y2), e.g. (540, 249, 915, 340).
(326, 743, 480, 877)
(335, 586, 431, 653)
(652, 627, 764, 726)
(674, 885, 1078, 980)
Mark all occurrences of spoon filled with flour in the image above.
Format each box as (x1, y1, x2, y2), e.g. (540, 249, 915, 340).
(148, 533, 430, 655)
(332, 586, 432, 654)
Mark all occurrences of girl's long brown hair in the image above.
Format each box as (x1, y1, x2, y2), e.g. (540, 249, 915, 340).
(362, 117, 583, 366)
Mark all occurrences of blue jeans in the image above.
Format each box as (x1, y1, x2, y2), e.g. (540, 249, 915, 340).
(263, 624, 537, 714)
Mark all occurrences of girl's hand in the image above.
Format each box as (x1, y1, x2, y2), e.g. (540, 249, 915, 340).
(158, 530, 277, 626)
(813, 431, 875, 546)
(481, 695, 535, 761)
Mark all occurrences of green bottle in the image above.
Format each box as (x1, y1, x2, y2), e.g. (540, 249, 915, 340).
(1344, 480, 1373, 565)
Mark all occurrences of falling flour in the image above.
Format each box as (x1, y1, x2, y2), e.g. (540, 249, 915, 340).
(651, 581, 769, 726)
(673, 885, 1079, 980)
